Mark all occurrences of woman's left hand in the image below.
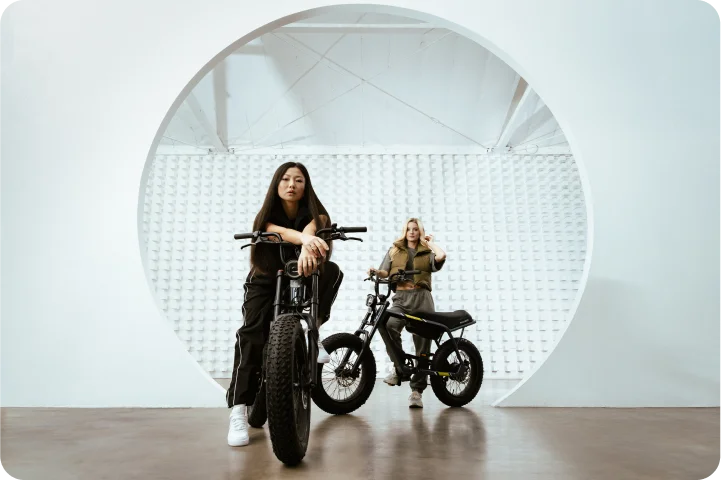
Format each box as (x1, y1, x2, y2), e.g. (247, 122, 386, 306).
(424, 234, 434, 244)
(297, 248, 319, 277)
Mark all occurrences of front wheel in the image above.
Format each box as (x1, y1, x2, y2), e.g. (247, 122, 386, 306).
(266, 314, 310, 466)
(430, 338, 484, 407)
(312, 333, 376, 415)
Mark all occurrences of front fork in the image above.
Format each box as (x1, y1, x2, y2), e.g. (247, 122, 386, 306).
(274, 270, 319, 390)
(335, 309, 375, 377)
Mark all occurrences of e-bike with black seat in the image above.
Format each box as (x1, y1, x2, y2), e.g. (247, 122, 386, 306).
(313, 270, 484, 413)
(233, 224, 366, 466)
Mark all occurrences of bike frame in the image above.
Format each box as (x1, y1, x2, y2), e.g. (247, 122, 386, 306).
(337, 274, 474, 380)
(239, 226, 363, 392)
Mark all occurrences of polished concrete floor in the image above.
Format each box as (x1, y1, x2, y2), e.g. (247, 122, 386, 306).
(2, 380, 718, 480)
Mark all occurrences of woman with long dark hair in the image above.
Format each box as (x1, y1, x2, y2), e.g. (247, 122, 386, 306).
(227, 162, 343, 447)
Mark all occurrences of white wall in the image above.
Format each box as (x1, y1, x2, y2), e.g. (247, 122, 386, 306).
(143, 152, 586, 380)
(2, 0, 717, 407)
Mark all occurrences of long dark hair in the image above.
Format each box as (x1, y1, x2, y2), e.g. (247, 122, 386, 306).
(250, 162, 332, 273)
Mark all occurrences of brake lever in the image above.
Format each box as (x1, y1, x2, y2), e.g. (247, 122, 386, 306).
(240, 243, 253, 250)
(347, 237, 363, 242)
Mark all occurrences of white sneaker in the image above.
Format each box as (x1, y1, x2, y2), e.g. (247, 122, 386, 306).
(227, 405, 249, 447)
(409, 391, 423, 409)
(383, 371, 399, 386)
(317, 341, 331, 363)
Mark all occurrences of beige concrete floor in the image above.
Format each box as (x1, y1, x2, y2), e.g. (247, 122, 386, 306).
(2, 380, 718, 480)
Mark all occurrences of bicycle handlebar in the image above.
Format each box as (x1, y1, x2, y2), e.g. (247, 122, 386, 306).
(234, 224, 367, 245)
(233, 232, 255, 240)
(365, 269, 421, 283)
(340, 226, 367, 233)
(315, 225, 367, 237)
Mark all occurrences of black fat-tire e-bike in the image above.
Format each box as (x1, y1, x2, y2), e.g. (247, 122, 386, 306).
(312, 270, 484, 414)
(233, 224, 366, 466)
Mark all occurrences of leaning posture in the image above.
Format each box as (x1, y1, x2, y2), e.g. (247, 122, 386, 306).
(226, 162, 343, 447)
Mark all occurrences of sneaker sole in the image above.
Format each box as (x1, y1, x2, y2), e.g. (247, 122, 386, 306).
(409, 403, 423, 408)
(228, 437, 249, 447)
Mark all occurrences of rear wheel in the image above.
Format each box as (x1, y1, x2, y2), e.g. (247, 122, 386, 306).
(430, 338, 483, 407)
(311, 333, 376, 415)
(266, 314, 311, 466)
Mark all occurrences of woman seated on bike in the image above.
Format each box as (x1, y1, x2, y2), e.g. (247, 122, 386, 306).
(227, 162, 343, 447)
(368, 217, 446, 408)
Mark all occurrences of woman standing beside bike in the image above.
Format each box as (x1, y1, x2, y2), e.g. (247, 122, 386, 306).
(368, 217, 446, 408)
(227, 162, 343, 447)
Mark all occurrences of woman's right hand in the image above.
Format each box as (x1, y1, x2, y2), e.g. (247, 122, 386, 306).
(298, 248, 319, 277)
(367, 267, 377, 276)
(301, 234, 329, 259)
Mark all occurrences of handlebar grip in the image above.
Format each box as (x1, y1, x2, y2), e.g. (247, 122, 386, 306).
(405, 270, 421, 275)
(340, 227, 367, 233)
(234, 233, 255, 240)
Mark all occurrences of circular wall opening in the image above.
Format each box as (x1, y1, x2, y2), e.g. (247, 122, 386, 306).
(139, 6, 588, 401)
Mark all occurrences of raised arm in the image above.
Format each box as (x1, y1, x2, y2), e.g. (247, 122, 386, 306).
(425, 234, 446, 265)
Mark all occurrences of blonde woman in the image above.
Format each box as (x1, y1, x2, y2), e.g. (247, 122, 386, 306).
(368, 218, 446, 408)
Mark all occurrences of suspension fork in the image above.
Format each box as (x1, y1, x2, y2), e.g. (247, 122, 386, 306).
(308, 270, 320, 386)
(348, 304, 396, 376)
(273, 270, 283, 319)
(334, 309, 372, 375)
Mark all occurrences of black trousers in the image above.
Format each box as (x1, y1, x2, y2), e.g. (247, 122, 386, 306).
(226, 261, 344, 407)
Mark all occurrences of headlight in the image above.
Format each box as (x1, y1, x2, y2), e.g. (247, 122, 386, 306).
(366, 294, 376, 307)
(285, 260, 301, 279)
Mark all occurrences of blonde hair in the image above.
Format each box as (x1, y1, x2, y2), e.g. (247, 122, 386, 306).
(389, 217, 427, 256)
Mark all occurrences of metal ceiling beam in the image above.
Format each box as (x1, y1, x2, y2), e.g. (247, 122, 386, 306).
(508, 106, 555, 147)
(212, 62, 229, 151)
(257, 32, 486, 148)
(185, 93, 228, 153)
(495, 79, 534, 148)
(277, 23, 442, 34)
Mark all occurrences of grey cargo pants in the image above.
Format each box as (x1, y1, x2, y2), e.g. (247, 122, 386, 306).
(378, 288, 435, 393)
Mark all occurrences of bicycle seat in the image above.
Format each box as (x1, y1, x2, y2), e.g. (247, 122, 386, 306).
(412, 310, 473, 330)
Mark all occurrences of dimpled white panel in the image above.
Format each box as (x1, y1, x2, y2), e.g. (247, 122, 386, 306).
(142, 153, 586, 379)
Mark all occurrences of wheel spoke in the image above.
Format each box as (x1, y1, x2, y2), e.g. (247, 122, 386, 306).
(319, 346, 366, 402)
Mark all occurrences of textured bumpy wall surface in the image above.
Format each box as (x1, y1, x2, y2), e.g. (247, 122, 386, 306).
(142, 153, 586, 379)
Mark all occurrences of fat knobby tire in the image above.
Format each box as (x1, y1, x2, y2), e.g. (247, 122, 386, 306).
(266, 314, 309, 466)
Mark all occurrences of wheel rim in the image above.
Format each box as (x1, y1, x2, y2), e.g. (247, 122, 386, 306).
(442, 349, 473, 397)
(320, 347, 364, 402)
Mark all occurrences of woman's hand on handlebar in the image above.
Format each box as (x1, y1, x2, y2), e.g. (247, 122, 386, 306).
(298, 248, 319, 277)
(300, 234, 329, 259)
(367, 267, 388, 279)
